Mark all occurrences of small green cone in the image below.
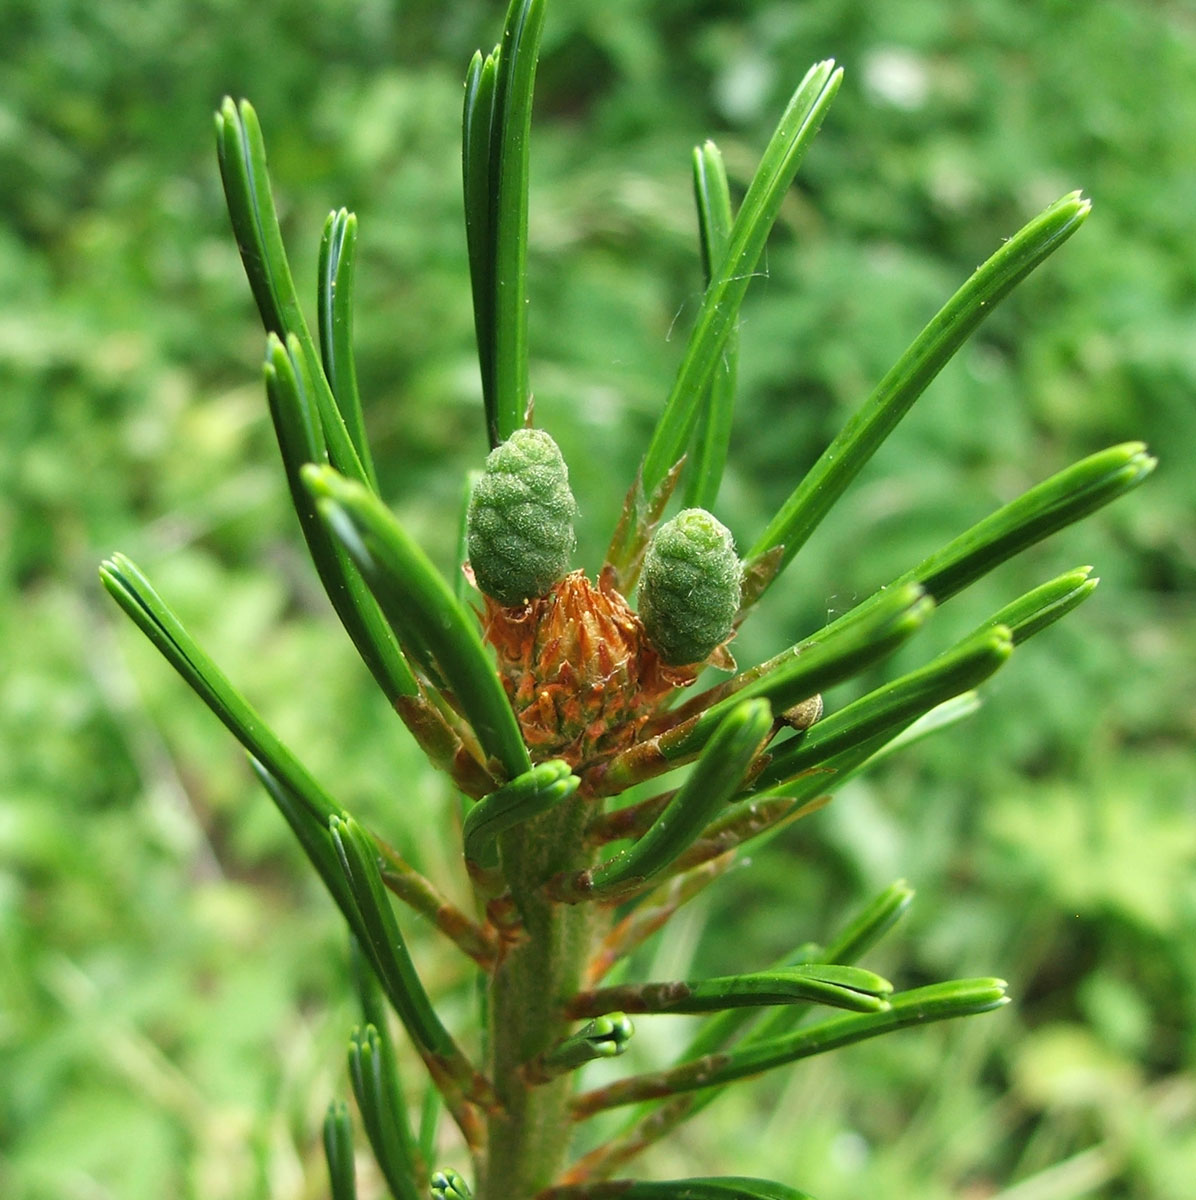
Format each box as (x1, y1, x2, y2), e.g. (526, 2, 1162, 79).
(639, 508, 741, 666)
(467, 428, 578, 606)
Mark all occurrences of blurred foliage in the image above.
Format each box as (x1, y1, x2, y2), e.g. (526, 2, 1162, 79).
(2, 0, 1193, 1197)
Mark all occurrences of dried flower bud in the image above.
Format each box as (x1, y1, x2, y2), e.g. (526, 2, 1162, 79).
(638, 508, 741, 666)
(780, 694, 823, 732)
(467, 428, 578, 606)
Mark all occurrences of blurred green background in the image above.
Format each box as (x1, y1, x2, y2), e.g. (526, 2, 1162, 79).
(3, 0, 1194, 1196)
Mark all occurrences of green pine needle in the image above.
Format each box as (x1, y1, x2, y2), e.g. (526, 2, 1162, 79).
(745, 191, 1094, 600)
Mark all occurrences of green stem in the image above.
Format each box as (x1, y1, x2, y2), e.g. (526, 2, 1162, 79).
(478, 793, 603, 1200)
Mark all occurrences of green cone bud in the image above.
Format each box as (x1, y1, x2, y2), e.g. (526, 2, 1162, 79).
(467, 428, 578, 606)
(639, 508, 741, 665)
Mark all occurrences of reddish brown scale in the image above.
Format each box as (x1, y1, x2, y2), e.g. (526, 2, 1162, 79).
(479, 570, 700, 768)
